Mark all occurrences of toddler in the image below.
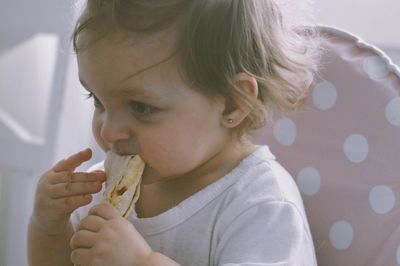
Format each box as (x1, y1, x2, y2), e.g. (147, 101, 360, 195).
(28, 0, 320, 265)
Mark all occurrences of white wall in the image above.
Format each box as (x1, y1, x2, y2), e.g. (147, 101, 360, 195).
(315, 0, 400, 47)
(53, 55, 106, 168)
(0, 34, 58, 140)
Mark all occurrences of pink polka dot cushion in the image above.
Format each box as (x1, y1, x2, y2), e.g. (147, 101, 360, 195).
(251, 26, 400, 266)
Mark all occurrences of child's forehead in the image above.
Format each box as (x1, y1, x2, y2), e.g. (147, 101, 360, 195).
(77, 33, 189, 100)
(79, 30, 177, 74)
(102, 28, 178, 58)
(80, 30, 178, 75)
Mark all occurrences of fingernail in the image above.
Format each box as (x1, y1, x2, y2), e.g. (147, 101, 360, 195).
(95, 172, 106, 180)
(81, 148, 91, 153)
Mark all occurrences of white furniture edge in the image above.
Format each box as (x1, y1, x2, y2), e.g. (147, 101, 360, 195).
(316, 25, 400, 77)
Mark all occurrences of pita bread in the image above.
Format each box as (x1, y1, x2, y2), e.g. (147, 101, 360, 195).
(103, 152, 145, 218)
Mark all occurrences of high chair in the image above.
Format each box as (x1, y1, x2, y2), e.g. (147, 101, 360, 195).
(252, 26, 400, 265)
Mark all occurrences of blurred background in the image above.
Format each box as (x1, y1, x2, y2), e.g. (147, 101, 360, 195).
(0, 0, 399, 265)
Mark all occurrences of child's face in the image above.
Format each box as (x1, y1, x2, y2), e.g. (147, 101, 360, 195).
(77, 32, 230, 183)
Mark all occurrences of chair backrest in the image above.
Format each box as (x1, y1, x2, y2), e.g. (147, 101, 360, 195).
(252, 26, 400, 266)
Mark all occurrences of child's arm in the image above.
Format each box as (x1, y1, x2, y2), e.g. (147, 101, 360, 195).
(70, 203, 181, 266)
(28, 148, 105, 266)
(28, 218, 74, 266)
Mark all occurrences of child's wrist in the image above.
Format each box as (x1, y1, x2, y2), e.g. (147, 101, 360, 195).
(29, 214, 71, 237)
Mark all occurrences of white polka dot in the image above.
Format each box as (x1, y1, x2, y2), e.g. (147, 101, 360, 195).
(273, 117, 297, 146)
(312, 81, 337, 110)
(297, 167, 321, 196)
(369, 185, 396, 214)
(397, 246, 400, 265)
(343, 134, 369, 163)
(363, 56, 390, 79)
(386, 97, 400, 127)
(329, 220, 354, 250)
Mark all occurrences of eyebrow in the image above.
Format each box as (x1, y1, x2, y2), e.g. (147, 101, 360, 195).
(78, 77, 164, 100)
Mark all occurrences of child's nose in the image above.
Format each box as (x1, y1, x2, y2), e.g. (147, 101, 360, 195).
(100, 113, 131, 143)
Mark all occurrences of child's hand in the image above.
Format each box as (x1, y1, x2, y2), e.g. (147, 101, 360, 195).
(70, 203, 153, 266)
(31, 148, 105, 236)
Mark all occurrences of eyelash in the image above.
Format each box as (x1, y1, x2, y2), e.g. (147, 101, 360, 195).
(85, 92, 103, 109)
(130, 102, 159, 116)
(84, 92, 159, 117)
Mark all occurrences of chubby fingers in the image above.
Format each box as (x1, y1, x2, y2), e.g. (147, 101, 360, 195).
(48, 170, 106, 185)
(71, 215, 107, 257)
(70, 229, 97, 250)
(36, 170, 106, 215)
(78, 214, 105, 232)
(49, 180, 103, 200)
(89, 203, 122, 220)
(43, 194, 93, 215)
(53, 148, 92, 172)
(47, 172, 105, 199)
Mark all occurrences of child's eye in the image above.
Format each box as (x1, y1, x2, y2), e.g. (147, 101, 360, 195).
(130, 102, 159, 116)
(85, 92, 103, 109)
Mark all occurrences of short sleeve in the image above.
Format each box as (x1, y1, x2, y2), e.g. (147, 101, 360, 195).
(215, 201, 316, 266)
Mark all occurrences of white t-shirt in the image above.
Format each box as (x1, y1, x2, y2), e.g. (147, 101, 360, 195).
(71, 145, 317, 266)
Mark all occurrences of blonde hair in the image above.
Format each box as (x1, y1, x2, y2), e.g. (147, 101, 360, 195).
(72, 0, 321, 137)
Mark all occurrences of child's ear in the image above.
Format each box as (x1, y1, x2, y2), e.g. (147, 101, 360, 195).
(221, 72, 258, 128)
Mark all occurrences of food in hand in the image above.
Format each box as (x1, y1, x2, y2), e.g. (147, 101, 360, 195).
(103, 152, 145, 218)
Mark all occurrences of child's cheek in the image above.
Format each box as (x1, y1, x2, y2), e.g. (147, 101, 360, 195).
(142, 145, 200, 178)
(92, 118, 108, 152)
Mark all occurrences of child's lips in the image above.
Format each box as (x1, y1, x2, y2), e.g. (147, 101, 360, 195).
(109, 144, 140, 156)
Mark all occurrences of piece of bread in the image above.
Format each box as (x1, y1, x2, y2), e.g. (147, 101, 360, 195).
(103, 152, 145, 218)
